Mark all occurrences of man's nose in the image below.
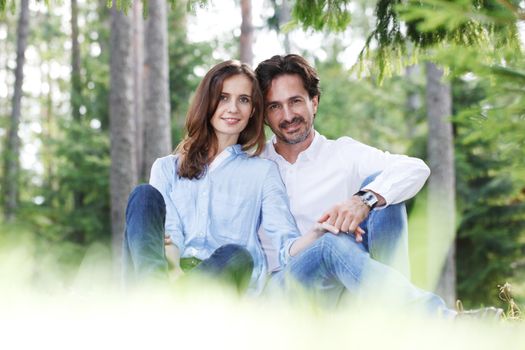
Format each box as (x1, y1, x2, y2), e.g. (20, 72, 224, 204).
(282, 105, 294, 121)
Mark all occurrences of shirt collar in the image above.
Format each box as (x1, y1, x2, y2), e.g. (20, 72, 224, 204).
(209, 144, 244, 172)
(267, 130, 323, 164)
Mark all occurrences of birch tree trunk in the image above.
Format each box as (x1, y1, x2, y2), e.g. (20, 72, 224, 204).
(240, 0, 253, 65)
(109, 3, 137, 276)
(3, 0, 29, 221)
(143, 0, 171, 180)
(426, 61, 456, 306)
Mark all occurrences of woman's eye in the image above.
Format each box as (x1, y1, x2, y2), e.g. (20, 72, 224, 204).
(220, 95, 228, 101)
(240, 97, 251, 104)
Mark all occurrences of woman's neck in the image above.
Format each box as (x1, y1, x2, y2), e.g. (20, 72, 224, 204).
(212, 134, 238, 159)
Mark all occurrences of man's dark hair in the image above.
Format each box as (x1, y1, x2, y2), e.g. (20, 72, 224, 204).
(255, 54, 321, 102)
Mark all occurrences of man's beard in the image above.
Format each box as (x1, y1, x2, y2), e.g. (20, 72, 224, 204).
(277, 116, 311, 145)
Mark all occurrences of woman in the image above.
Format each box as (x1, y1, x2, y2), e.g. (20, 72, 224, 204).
(122, 60, 327, 293)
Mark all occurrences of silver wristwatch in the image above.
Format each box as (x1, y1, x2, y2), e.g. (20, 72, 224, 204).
(355, 190, 379, 209)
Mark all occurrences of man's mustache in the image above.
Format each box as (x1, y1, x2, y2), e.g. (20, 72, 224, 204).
(279, 116, 306, 129)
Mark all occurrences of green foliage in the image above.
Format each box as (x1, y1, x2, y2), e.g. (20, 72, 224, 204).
(453, 75, 525, 307)
(315, 43, 422, 154)
(292, 0, 352, 31)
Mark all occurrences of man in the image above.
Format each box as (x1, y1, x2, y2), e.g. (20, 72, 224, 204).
(255, 54, 504, 319)
(255, 54, 429, 276)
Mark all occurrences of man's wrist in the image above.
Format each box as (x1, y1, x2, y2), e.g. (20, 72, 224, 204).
(354, 190, 379, 209)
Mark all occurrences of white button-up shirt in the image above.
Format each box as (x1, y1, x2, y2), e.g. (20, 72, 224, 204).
(260, 130, 430, 270)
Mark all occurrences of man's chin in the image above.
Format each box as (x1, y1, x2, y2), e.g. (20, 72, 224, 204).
(280, 130, 310, 145)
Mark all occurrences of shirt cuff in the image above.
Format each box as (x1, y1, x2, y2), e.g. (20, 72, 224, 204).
(167, 231, 185, 253)
(281, 237, 300, 266)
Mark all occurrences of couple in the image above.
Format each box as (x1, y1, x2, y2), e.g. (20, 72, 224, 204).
(122, 55, 462, 318)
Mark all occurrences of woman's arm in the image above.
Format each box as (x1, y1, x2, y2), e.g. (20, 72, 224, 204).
(289, 222, 339, 257)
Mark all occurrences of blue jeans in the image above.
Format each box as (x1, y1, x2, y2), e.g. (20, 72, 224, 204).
(360, 173, 410, 277)
(269, 175, 454, 317)
(271, 233, 453, 316)
(122, 184, 254, 291)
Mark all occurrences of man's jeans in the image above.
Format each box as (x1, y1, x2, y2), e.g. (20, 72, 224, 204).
(360, 173, 410, 277)
(269, 174, 454, 317)
(122, 184, 254, 292)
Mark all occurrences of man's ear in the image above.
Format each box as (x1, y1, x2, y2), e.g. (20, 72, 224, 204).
(312, 95, 319, 115)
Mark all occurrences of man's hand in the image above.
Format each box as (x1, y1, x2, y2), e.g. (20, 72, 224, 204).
(317, 196, 369, 242)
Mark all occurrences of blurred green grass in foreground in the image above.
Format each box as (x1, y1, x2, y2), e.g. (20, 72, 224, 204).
(1, 222, 524, 350)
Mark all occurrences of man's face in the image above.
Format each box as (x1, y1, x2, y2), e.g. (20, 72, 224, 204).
(264, 74, 318, 145)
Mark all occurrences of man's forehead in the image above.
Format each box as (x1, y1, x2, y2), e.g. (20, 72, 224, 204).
(266, 74, 308, 101)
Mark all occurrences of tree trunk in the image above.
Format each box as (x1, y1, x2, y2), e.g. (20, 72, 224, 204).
(71, 0, 81, 121)
(143, 0, 171, 180)
(109, 3, 137, 277)
(3, 0, 29, 221)
(132, 0, 145, 181)
(279, 0, 291, 54)
(405, 64, 420, 139)
(71, 0, 85, 243)
(425, 61, 456, 306)
(240, 0, 253, 65)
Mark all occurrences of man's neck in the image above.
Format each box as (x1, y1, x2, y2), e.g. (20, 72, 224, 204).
(274, 129, 315, 164)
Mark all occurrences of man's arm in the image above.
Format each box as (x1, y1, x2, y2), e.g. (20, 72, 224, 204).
(318, 137, 430, 235)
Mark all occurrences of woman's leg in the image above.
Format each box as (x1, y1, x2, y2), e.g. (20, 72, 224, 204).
(122, 184, 169, 284)
(195, 244, 254, 293)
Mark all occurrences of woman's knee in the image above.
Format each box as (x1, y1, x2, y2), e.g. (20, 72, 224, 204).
(217, 244, 253, 267)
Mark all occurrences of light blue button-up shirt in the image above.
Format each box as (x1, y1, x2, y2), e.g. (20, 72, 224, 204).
(149, 144, 300, 293)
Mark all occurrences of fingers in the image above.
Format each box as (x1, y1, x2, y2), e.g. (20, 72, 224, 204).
(164, 234, 173, 246)
(320, 221, 339, 234)
(317, 212, 330, 223)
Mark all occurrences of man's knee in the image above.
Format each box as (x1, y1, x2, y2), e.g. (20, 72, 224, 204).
(360, 172, 381, 188)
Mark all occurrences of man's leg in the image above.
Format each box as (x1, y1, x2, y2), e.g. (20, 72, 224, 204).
(272, 233, 454, 317)
(122, 184, 169, 285)
(194, 244, 254, 293)
(360, 173, 410, 277)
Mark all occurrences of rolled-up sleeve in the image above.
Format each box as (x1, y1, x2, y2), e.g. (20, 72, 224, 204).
(149, 157, 185, 252)
(260, 162, 301, 268)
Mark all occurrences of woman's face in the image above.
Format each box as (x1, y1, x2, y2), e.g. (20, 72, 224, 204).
(210, 74, 253, 144)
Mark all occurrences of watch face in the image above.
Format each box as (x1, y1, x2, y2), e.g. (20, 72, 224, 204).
(362, 192, 378, 207)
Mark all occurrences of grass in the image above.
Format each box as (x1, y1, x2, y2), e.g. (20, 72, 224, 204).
(1, 223, 524, 349)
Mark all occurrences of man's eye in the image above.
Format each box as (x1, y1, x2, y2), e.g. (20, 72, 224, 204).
(268, 104, 278, 110)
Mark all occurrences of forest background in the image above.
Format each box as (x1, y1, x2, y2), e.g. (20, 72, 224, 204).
(0, 0, 524, 311)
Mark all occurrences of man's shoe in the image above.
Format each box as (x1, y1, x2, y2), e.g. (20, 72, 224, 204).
(456, 306, 504, 321)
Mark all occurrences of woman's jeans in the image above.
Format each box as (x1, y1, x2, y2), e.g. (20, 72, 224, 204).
(121, 184, 254, 292)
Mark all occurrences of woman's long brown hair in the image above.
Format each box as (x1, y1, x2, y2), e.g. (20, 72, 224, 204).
(175, 60, 265, 179)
